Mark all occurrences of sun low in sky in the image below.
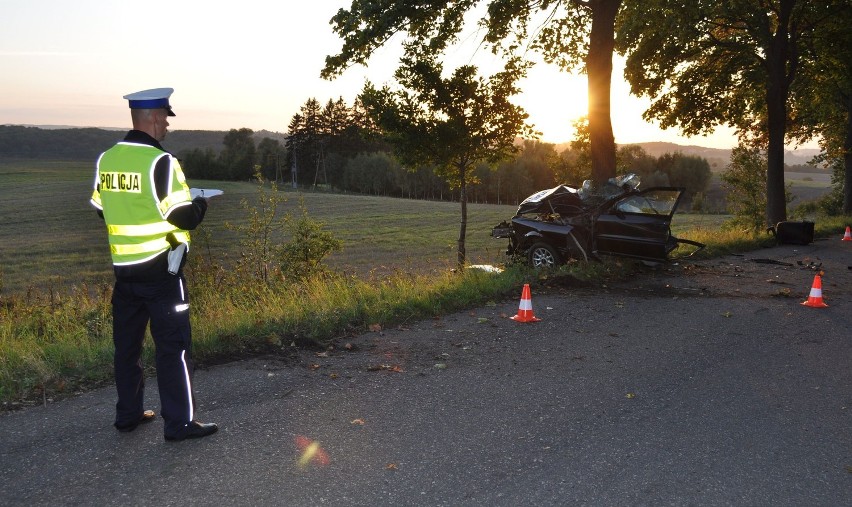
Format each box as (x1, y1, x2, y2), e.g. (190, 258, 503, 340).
(1, 0, 749, 149)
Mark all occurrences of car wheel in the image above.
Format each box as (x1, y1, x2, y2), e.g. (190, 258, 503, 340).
(527, 242, 562, 268)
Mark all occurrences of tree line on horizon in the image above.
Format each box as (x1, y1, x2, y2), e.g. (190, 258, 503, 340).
(173, 97, 715, 208)
(1, 118, 821, 216)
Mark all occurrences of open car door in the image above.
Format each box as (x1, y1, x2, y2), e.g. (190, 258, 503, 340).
(593, 187, 685, 262)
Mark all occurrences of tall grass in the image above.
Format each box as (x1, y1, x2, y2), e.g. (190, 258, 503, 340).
(0, 264, 528, 407)
(0, 282, 116, 405)
(673, 215, 849, 259)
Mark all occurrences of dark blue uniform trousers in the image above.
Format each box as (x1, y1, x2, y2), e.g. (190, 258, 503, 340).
(112, 274, 195, 436)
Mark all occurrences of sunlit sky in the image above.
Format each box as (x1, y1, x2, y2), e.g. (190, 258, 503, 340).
(0, 0, 811, 150)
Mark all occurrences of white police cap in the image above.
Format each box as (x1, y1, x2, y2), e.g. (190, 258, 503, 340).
(123, 87, 176, 116)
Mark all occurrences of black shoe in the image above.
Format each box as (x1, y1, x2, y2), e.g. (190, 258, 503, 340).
(164, 421, 218, 441)
(115, 410, 156, 433)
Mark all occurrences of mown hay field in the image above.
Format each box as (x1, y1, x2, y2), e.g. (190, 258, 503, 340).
(0, 159, 517, 295)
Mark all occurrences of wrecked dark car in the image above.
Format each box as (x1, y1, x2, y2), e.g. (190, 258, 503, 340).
(492, 174, 705, 267)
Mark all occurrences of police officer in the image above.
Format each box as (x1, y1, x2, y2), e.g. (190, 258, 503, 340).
(90, 88, 217, 441)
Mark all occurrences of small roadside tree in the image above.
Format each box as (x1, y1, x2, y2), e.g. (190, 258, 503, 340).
(359, 53, 536, 267)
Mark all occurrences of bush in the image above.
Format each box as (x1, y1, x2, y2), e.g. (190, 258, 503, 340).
(721, 145, 792, 233)
(279, 197, 343, 282)
(223, 171, 342, 286)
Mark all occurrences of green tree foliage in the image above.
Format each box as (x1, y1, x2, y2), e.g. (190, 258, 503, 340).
(615, 145, 649, 174)
(553, 121, 713, 199)
(224, 172, 289, 284)
(558, 116, 593, 185)
(617, 0, 847, 226)
(286, 98, 323, 188)
(658, 153, 712, 197)
(319, 98, 351, 157)
(492, 154, 535, 205)
(512, 140, 559, 192)
(486, 141, 557, 204)
(219, 128, 256, 180)
(323, 0, 624, 187)
(0, 126, 224, 161)
(721, 146, 768, 233)
(180, 147, 224, 180)
(615, 145, 670, 187)
(786, 5, 852, 214)
(0, 126, 121, 159)
(256, 137, 285, 182)
(358, 52, 535, 267)
(286, 97, 386, 189)
(553, 125, 713, 200)
(795, 157, 846, 217)
(341, 152, 400, 195)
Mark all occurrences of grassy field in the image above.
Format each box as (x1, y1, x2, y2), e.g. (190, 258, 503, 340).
(0, 158, 734, 294)
(0, 158, 830, 296)
(0, 159, 516, 295)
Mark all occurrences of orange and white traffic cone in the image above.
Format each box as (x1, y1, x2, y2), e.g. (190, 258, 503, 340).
(801, 274, 829, 308)
(511, 283, 541, 322)
(842, 226, 851, 241)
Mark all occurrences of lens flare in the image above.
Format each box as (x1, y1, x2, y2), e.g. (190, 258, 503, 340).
(295, 435, 330, 467)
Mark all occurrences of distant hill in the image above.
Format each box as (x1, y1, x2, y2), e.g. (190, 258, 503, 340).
(629, 141, 731, 160)
(630, 141, 821, 168)
(0, 125, 288, 161)
(553, 140, 822, 170)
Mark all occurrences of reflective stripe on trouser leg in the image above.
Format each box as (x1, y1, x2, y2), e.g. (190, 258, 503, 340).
(180, 349, 194, 423)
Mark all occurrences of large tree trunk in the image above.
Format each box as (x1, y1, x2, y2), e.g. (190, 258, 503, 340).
(586, 0, 621, 186)
(764, 0, 796, 227)
(765, 73, 788, 227)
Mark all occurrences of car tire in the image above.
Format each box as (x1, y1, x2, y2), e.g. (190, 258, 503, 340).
(527, 242, 562, 268)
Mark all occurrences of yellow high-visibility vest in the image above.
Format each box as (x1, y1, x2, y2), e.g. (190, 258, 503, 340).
(91, 142, 191, 266)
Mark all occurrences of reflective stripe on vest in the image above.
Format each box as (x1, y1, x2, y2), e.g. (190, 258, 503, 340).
(108, 222, 184, 237)
(160, 189, 191, 215)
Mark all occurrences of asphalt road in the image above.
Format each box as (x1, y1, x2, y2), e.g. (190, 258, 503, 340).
(2, 236, 851, 506)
